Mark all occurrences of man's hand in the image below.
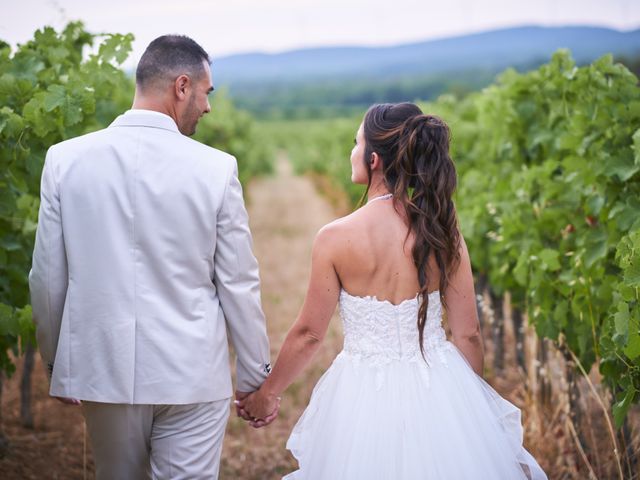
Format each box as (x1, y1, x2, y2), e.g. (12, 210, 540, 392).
(53, 396, 81, 405)
(236, 389, 281, 428)
(234, 391, 253, 421)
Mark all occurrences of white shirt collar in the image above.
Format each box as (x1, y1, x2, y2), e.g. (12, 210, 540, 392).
(125, 109, 174, 121)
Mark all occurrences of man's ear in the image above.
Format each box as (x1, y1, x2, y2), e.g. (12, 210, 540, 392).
(175, 74, 190, 100)
(370, 152, 382, 171)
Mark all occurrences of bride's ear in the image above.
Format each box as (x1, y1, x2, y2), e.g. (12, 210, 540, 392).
(370, 152, 382, 171)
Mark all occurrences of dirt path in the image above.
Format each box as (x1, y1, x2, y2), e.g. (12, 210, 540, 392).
(220, 153, 343, 479)
(0, 153, 344, 479)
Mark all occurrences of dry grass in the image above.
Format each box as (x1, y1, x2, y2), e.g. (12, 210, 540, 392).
(479, 292, 640, 480)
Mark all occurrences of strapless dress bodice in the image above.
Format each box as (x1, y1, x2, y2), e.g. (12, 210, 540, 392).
(339, 289, 452, 366)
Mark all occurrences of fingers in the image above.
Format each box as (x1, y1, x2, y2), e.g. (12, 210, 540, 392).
(255, 404, 280, 427)
(233, 397, 253, 420)
(249, 397, 281, 429)
(249, 418, 268, 428)
(237, 394, 262, 419)
(235, 405, 253, 421)
(235, 390, 251, 400)
(248, 395, 280, 418)
(54, 396, 81, 405)
(249, 411, 277, 428)
(235, 392, 281, 428)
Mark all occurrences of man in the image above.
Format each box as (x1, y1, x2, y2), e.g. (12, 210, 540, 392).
(29, 35, 276, 479)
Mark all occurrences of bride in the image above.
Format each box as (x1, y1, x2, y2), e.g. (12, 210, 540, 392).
(239, 102, 547, 479)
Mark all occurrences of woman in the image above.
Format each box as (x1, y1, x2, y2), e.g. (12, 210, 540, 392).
(239, 103, 547, 479)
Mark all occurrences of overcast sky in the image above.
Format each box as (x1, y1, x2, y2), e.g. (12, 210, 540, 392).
(3, 0, 639, 67)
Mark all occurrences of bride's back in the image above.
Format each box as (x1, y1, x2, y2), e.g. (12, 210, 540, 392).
(329, 198, 440, 305)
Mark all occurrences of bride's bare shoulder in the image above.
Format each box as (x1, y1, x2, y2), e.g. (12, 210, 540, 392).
(312, 210, 365, 254)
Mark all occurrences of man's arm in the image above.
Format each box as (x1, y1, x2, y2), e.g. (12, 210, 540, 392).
(238, 225, 340, 424)
(213, 158, 270, 394)
(28, 147, 69, 381)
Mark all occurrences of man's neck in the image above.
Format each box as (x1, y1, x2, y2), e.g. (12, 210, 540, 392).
(131, 94, 178, 124)
(131, 101, 169, 116)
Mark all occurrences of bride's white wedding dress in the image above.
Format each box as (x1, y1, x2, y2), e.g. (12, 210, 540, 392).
(284, 289, 548, 479)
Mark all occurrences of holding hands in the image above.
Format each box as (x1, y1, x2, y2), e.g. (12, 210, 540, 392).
(234, 390, 281, 428)
(233, 223, 341, 430)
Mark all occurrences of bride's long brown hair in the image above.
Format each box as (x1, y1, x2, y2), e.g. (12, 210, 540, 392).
(361, 103, 461, 356)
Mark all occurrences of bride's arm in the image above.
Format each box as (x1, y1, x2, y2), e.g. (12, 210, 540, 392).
(444, 235, 484, 377)
(240, 226, 341, 420)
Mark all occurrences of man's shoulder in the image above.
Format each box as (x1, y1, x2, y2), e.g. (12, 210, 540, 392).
(181, 137, 236, 164)
(176, 138, 237, 181)
(48, 126, 236, 169)
(48, 128, 108, 155)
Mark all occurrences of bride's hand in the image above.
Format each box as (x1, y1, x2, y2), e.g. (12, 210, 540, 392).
(236, 389, 281, 428)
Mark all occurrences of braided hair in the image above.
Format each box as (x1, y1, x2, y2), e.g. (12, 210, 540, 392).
(361, 103, 461, 357)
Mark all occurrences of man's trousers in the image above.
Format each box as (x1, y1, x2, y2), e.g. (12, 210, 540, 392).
(82, 398, 230, 479)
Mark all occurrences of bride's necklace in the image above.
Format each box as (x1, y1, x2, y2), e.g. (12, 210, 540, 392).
(367, 193, 393, 204)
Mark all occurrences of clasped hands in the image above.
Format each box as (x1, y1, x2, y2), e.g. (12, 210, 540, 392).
(234, 389, 281, 428)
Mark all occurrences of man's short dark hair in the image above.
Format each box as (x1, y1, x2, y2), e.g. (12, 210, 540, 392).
(136, 35, 210, 90)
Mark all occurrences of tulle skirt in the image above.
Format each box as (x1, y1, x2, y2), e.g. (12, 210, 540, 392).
(284, 343, 547, 479)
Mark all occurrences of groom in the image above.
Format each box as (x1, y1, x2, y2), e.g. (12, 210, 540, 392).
(29, 35, 274, 479)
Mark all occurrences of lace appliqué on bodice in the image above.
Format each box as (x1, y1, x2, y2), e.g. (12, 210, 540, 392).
(338, 289, 456, 389)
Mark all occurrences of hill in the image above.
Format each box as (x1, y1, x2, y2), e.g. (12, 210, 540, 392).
(212, 25, 640, 117)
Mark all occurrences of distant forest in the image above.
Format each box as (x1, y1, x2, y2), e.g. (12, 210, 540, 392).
(229, 69, 495, 119)
(227, 55, 640, 120)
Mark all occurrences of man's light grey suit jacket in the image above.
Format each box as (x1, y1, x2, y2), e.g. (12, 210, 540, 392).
(29, 110, 270, 404)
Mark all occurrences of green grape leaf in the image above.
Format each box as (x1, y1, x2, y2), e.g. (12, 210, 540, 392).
(23, 95, 55, 137)
(513, 251, 529, 285)
(584, 230, 608, 268)
(97, 33, 134, 65)
(43, 84, 67, 112)
(613, 387, 636, 428)
(553, 300, 568, 328)
(614, 302, 629, 339)
(608, 200, 640, 231)
(539, 248, 561, 271)
(605, 151, 640, 182)
(0, 303, 18, 336)
(633, 128, 640, 165)
(0, 107, 25, 138)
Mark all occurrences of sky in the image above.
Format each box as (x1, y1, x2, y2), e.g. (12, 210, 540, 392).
(3, 0, 639, 67)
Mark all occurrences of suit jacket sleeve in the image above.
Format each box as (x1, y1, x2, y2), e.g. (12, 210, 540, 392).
(214, 158, 270, 393)
(28, 147, 69, 379)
